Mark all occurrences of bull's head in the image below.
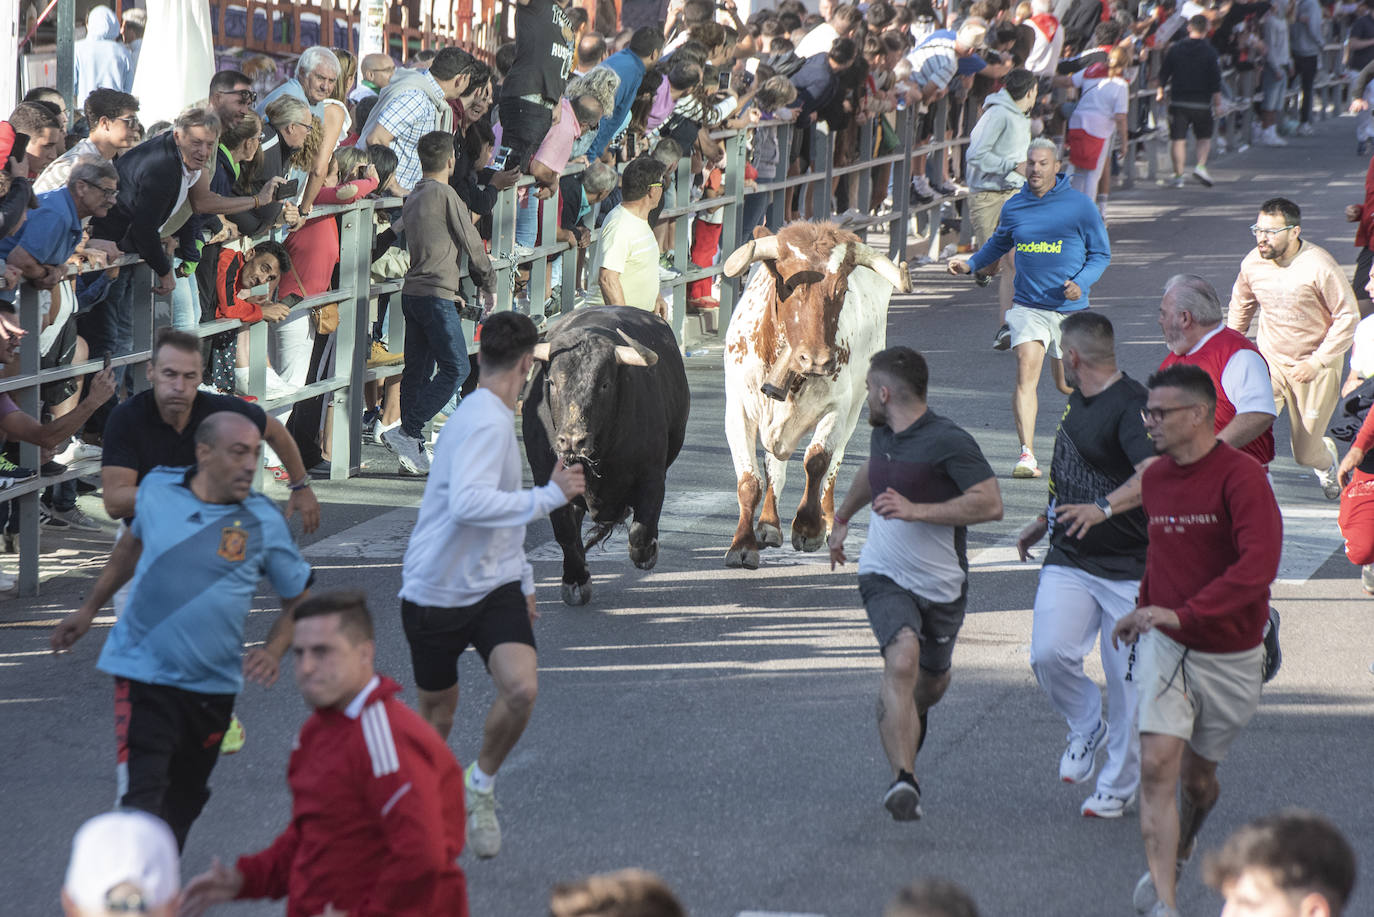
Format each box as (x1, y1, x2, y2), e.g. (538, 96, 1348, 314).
(531, 328, 657, 469)
(724, 224, 907, 399)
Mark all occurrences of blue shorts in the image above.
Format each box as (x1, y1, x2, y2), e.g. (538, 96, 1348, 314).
(1261, 67, 1287, 112)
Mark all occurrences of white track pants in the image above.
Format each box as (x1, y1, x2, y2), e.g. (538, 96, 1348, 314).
(1030, 563, 1141, 798)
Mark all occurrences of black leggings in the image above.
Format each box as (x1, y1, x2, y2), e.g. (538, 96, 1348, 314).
(1294, 55, 1319, 124)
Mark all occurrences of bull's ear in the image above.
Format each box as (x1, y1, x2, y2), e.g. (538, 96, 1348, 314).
(614, 345, 657, 367)
(614, 329, 659, 367)
(532, 343, 551, 362)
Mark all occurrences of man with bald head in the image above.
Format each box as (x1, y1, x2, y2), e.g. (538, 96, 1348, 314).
(350, 52, 397, 104)
(52, 411, 313, 850)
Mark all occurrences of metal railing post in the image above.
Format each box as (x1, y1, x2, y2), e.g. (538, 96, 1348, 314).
(925, 98, 949, 264)
(334, 199, 373, 479)
(856, 118, 874, 233)
(768, 122, 793, 231)
(15, 285, 42, 596)
(492, 184, 516, 314)
(671, 156, 691, 346)
(814, 122, 834, 220)
(891, 105, 913, 262)
(718, 129, 747, 334)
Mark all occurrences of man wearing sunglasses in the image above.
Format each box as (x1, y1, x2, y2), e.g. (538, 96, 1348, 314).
(1227, 197, 1359, 499)
(33, 88, 140, 196)
(1111, 364, 1282, 917)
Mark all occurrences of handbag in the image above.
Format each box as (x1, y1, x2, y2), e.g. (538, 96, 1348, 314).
(288, 263, 340, 334)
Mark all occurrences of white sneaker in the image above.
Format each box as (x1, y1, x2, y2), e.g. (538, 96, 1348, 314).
(658, 264, 682, 283)
(1260, 126, 1288, 147)
(48, 506, 106, 532)
(1013, 447, 1042, 479)
(1059, 719, 1106, 783)
(1081, 791, 1134, 818)
(1297, 121, 1316, 136)
(1316, 436, 1342, 500)
(1191, 164, 1213, 187)
(465, 763, 502, 858)
(381, 425, 428, 475)
(55, 438, 101, 465)
(0, 568, 14, 590)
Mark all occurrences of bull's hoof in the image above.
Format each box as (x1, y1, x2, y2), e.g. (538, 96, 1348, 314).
(755, 522, 783, 548)
(561, 580, 593, 606)
(725, 546, 760, 569)
(792, 529, 826, 553)
(629, 539, 659, 570)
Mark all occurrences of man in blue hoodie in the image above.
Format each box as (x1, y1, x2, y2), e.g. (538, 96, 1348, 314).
(586, 27, 664, 161)
(74, 6, 134, 107)
(949, 138, 1111, 478)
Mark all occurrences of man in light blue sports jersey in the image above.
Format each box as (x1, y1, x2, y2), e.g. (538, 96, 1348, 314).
(52, 411, 312, 850)
(949, 138, 1111, 479)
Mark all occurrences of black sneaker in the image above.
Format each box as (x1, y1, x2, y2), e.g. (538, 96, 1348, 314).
(992, 323, 1012, 351)
(39, 506, 70, 529)
(884, 775, 923, 821)
(41, 460, 68, 476)
(0, 455, 37, 490)
(1261, 607, 1281, 683)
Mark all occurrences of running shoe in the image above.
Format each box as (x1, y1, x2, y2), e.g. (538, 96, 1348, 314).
(220, 715, 246, 754)
(1262, 607, 1282, 683)
(39, 506, 71, 529)
(1080, 791, 1133, 818)
(992, 323, 1011, 351)
(658, 263, 682, 283)
(48, 506, 106, 532)
(40, 460, 68, 476)
(1316, 437, 1342, 500)
(0, 455, 37, 490)
(55, 437, 102, 465)
(381, 426, 429, 475)
(883, 775, 923, 821)
(1363, 564, 1374, 596)
(1296, 122, 1316, 136)
(1012, 448, 1041, 479)
(1134, 848, 1194, 914)
(465, 763, 502, 858)
(1191, 164, 1214, 187)
(1059, 719, 1106, 784)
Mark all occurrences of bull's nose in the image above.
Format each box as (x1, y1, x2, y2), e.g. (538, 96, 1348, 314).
(556, 432, 588, 455)
(795, 351, 833, 375)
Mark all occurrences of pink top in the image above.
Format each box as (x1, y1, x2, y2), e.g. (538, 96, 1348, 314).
(647, 82, 674, 130)
(533, 98, 581, 174)
(278, 178, 379, 300)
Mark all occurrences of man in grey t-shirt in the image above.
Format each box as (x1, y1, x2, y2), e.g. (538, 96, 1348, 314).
(828, 347, 1003, 822)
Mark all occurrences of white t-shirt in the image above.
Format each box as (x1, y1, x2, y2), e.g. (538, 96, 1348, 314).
(1350, 314, 1374, 379)
(1069, 73, 1130, 139)
(794, 22, 840, 60)
(590, 206, 660, 310)
(1188, 325, 1279, 416)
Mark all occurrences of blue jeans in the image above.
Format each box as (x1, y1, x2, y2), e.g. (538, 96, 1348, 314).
(399, 294, 470, 439)
(171, 267, 200, 331)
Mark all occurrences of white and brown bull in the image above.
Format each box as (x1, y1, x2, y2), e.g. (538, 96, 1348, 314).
(722, 222, 908, 569)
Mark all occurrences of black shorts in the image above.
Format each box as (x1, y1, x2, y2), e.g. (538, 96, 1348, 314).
(496, 98, 555, 172)
(1354, 247, 1374, 302)
(1168, 105, 1214, 141)
(401, 582, 535, 692)
(858, 573, 967, 674)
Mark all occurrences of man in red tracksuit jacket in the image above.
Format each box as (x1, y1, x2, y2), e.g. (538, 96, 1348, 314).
(181, 592, 468, 917)
(1110, 364, 1283, 917)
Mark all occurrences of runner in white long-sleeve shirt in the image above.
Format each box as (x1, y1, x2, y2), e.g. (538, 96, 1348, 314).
(399, 311, 585, 860)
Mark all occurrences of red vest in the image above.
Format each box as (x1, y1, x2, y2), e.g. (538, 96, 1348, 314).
(1159, 328, 1277, 467)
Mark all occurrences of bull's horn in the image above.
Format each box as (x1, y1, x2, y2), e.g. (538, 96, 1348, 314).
(723, 235, 780, 278)
(532, 342, 551, 362)
(853, 247, 910, 293)
(614, 328, 658, 367)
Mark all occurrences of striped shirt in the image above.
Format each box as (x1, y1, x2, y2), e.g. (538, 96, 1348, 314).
(907, 29, 959, 91)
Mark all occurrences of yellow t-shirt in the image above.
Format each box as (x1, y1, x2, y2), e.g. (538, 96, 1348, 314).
(593, 205, 659, 310)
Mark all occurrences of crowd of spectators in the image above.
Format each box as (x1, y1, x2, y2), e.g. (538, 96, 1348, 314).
(0, 0, 1355, 536)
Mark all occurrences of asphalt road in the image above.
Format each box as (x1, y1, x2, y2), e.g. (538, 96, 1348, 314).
(4, 116, 1374, 917)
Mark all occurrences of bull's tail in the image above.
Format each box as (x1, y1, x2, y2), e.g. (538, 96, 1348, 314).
(583, 518, 623, 551)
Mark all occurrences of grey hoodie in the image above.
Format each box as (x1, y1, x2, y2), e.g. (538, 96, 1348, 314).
(75, 6, 133, 106)
(965, 89, 1031, 193)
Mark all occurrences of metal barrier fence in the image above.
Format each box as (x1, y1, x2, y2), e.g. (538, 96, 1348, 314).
(2, 98, 977, 595)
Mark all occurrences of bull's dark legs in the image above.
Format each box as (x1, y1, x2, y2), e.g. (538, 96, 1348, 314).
(552, 502, 592, 606)
(726, 472, 763, 569)
(627, 478, 666, 571)
(791, 444, 832, 552)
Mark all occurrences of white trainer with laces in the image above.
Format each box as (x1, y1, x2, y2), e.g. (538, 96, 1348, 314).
(1316, 436, 1342, 500)
(1080, 791, 1134, 818)
(1059, 719, 1106, 784)
(381, 425, 429, 475)
(1013, 448, 1041, 479)
(465, 763, 502, 858)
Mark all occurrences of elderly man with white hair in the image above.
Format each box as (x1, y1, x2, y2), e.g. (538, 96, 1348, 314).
(257, 45, 341, 121)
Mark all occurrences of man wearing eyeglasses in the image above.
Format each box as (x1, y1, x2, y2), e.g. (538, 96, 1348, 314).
(33, 88, 140, 196)
(1110, 364, 1282, 917)
(208, 70, 258, 129)
(1227, 197, 1359, 499)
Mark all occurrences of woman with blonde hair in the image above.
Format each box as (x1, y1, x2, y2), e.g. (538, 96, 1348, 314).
(1065, 44, 1131, 222)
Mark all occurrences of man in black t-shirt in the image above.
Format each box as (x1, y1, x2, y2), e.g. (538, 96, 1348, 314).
(497, 0, 576, 172)
(1016, 312, 1156, 821)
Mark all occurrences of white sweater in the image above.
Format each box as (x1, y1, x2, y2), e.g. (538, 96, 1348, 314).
(400, 388, 567, 607)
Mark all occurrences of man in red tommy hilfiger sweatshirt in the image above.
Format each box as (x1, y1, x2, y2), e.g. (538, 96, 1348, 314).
(1111, 363, 1283, 917)
(180, 591, 468, 917)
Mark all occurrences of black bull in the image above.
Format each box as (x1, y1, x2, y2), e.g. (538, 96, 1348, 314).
(522, 307, 690, 606)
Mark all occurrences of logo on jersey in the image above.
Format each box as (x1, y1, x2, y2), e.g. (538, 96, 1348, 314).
(218, 523, 248, 562)
(1015, 240, 1064, 254)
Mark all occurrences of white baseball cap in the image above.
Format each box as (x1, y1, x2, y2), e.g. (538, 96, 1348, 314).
(63, 810, 180, 913)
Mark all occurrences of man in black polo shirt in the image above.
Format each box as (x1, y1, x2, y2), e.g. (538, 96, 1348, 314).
(100, 328, 319, 531)
(827, 347, 1004, 822)
(497, 0, 575, 172)
(1015, 311, 1155, 821)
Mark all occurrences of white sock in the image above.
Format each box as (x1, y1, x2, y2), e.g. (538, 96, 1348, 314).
(469, 763, 495, 793)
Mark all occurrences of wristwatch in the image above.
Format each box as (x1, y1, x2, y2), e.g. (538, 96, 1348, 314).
(1094, 497, 1113, 519)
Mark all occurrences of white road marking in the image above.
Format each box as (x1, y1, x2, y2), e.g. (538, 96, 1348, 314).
(303, 506, 418, 559)
(1276, 504, 1343, 585)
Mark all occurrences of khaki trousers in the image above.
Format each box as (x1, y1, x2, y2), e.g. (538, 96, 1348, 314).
(1267, 354, 1342, 469)
(970, 189, 1017, 253)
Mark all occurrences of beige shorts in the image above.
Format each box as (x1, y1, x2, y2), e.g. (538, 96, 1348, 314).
(970, 189, 1016, 252)
(1134, 629, 1263, 763)
(1006, 305, 1068, 358)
